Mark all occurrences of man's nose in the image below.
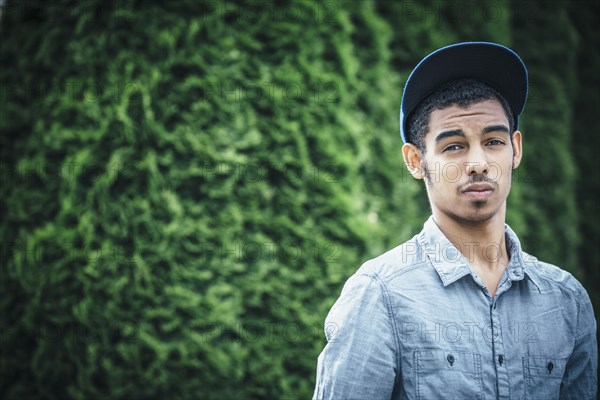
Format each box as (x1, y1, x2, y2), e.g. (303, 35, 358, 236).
(465, 148, 488, 175)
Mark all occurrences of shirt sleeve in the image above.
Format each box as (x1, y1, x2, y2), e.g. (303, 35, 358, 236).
(560, 282, 598, 400)
(313, 272, 399, 400)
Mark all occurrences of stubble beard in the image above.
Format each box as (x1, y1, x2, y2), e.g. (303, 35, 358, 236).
(422, 160, 510, 224)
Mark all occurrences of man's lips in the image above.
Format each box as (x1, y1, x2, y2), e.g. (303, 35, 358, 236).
(461, 182, 495, 199)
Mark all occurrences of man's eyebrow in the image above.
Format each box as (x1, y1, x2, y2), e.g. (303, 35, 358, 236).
(482, 125, 510, 134)
(435, 125, 510, 143)
(435, 130, 464, 143)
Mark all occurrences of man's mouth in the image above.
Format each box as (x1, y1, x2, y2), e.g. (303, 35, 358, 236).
(461, 182, 495, 199)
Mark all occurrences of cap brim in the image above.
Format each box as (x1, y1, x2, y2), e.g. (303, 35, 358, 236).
(400, 42, 528, 143)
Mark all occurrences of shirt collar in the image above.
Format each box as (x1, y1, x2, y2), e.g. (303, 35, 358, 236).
(418, 215, 530, 287)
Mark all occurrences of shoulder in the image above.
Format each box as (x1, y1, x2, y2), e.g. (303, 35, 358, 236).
(522, 251, 589, 305)
(330, 235, 430, 312)
(353, 234, 430, 283)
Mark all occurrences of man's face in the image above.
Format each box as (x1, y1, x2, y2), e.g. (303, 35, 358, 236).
(403, 99, 522, 224)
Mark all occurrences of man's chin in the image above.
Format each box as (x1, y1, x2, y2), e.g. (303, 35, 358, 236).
(451, 206, 498, 225)
(471, 200, 489, 210)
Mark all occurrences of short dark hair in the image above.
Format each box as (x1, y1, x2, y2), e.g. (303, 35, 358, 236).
(406, 79, 515, 152)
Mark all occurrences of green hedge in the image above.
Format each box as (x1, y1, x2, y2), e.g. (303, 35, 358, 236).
(1, 1, 596, 398)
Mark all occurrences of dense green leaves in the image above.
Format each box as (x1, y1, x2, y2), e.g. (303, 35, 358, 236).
(1, 0, 597, 398)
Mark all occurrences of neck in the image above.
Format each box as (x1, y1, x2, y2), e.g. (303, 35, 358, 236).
(432, 207, 509, 272)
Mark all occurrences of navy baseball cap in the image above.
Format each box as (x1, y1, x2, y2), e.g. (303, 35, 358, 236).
(400, 42, 528, 143)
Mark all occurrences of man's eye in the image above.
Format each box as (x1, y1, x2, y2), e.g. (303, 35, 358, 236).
(487, 139, 506, 146)
(443, 144, 463, 152)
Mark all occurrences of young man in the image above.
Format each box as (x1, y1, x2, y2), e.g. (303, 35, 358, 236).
(313, 42, 597, 399)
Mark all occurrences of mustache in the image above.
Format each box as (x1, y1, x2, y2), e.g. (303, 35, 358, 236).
(458, 175, 499, 191)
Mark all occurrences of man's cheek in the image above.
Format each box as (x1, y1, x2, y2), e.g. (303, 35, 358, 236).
(487, 162, 503, 181)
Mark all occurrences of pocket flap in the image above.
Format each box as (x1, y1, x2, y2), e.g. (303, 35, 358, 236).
(415, 349, 481, 374)
(524, 355, 568, 378)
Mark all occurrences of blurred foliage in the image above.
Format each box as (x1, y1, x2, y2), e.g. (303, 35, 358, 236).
(0, 0, 597, 399)
(509, 0, 580, 270)
(567, 0, 600, 336)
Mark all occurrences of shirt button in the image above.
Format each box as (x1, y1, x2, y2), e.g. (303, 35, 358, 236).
(447, 354, 455, 366)
(498, 355, 504, 365)
(547, 362, 554, 373)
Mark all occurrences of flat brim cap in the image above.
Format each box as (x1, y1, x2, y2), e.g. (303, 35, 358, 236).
(400, 42, 528, 143)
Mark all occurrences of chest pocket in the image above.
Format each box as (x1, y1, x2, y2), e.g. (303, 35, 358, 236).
(523, 355, 567, 399)
(414, 349, 484, 400)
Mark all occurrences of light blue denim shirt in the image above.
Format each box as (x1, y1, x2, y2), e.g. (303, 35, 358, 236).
(313, 216, 597, 399)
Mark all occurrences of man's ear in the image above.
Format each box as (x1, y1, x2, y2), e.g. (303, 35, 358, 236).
(402, 143, 424, 180)
(511, 130, 523, 169)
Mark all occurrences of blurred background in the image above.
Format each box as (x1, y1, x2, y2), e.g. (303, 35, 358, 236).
(1, 0, 598, 398)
